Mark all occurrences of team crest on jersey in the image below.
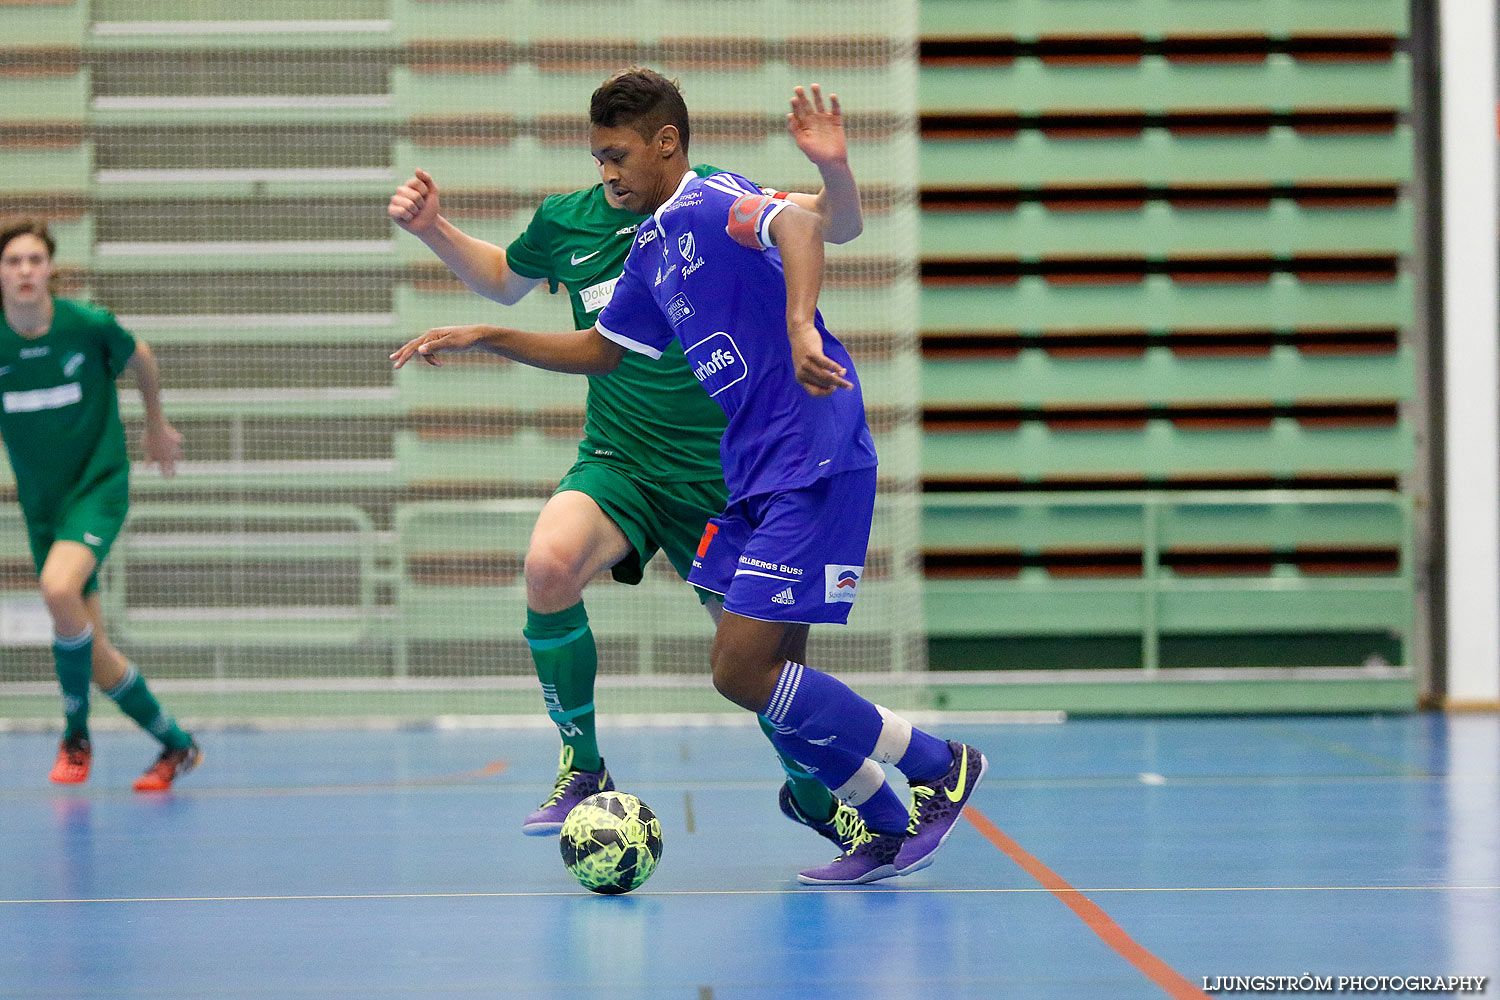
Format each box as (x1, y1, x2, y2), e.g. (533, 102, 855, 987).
(62, 353, 85, 377)
(678, 232, 696, 261)
(823, 565, 862, 604)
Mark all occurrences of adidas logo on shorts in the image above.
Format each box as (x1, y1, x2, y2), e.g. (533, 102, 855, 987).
(772, 588, 796, 606)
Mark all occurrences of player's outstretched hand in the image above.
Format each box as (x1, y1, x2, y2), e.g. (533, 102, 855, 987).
(390, 325, 486, 368)
(789, 323, 853, 396)
(388, 168, 441, 234)
(142, 420, 184, 479)
(787, 85, 847, 168)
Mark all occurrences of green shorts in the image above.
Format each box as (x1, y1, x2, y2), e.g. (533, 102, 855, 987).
(24, 470, 129, 597)
(554, 459, 728, 594)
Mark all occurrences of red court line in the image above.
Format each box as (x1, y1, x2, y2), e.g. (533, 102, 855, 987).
(321, 757, 509, 790)
(965, 807, 1210, 1000)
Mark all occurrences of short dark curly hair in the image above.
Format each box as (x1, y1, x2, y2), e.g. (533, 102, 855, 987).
(589, 67, 690, 154)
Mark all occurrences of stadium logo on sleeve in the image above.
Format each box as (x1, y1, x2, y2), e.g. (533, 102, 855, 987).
(685, 331, 746, 397)
(823, 565, 863, 604)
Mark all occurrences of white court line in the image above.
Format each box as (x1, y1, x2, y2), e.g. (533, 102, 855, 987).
(93, 19, 393, 35)
(6, 885, 1499, 905)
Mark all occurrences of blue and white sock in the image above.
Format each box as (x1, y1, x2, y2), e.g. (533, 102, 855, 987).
(763, 660, 953, 783)
(766, 726, 909, 834)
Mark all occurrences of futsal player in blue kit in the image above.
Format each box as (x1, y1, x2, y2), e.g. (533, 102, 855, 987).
(389, 68, 986, 884)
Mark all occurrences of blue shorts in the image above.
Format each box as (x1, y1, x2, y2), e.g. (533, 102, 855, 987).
(687, 467, 875, 625)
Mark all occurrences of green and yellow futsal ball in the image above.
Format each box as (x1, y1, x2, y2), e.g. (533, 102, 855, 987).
(559, 791, 663, 894)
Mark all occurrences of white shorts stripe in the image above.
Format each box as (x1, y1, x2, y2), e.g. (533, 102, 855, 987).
(732, 568, 798, 582)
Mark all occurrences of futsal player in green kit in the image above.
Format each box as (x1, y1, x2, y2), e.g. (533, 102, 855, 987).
(0, 220, 200, 791)
(388, 84, 866, 849)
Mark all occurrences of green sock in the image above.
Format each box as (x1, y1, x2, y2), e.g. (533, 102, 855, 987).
(106, 664, 190, 750)
(759, 715, 838, 822)
(524, 602, 602, 772)
(53, 625, 93, 741)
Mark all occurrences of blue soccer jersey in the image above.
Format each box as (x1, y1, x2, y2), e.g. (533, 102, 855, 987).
(595, 170, 877, 504)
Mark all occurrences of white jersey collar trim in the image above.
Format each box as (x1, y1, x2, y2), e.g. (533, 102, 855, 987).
(651, 169, 699, 237)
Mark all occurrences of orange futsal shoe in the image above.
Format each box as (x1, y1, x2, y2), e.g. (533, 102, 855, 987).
(49, 735, 92, 784)
(132, 739, 201, 792)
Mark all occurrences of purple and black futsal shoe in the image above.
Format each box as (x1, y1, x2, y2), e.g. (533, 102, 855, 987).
(894, 741, 988, 874)
(796, 827, 906, 885)
(521, 757, 613, 836)
(778, 783, 868, 853)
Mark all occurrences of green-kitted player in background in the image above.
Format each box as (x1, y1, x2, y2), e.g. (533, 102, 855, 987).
(0, 219, 200, 791)
(388, 84, 866, 849)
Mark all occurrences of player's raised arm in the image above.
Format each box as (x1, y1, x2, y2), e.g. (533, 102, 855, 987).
(767, 203, 852, 397)
(782, 85, 863, 245)
(124, 337, 184, 478)
(387, 168, 542, 305)
(390, 324, 624, 376)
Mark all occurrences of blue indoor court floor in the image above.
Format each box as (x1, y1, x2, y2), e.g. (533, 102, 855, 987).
(1, 714, 1497, 999)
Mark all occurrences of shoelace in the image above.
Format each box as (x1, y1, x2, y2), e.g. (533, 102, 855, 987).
(831, 807, 867, 847)
(906, 785, 937, 836)
(541, 768, 582, 808)
(834, 822, 876, 860)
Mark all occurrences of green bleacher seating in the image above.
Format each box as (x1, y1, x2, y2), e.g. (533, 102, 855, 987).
(103, 502, 385, 648)
(919, 0, 1408, 38)
(922, 419, 1412, 482)
(923, 346, 1415, 408)
(0, 143, 93, 198)
(923, 491, 1411, 667)
(0, 67, 89, 124)
(921, 56, 1412, 116)
(921, 202, 1414, 259)
(921, 274, 1415, 332)
(4, 2, 87, 50)
(922, 129, 1415, 188)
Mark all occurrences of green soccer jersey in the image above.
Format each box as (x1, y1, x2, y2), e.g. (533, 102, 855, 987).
(504, 164, 728, 482)
(0, 299, 136, 523)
